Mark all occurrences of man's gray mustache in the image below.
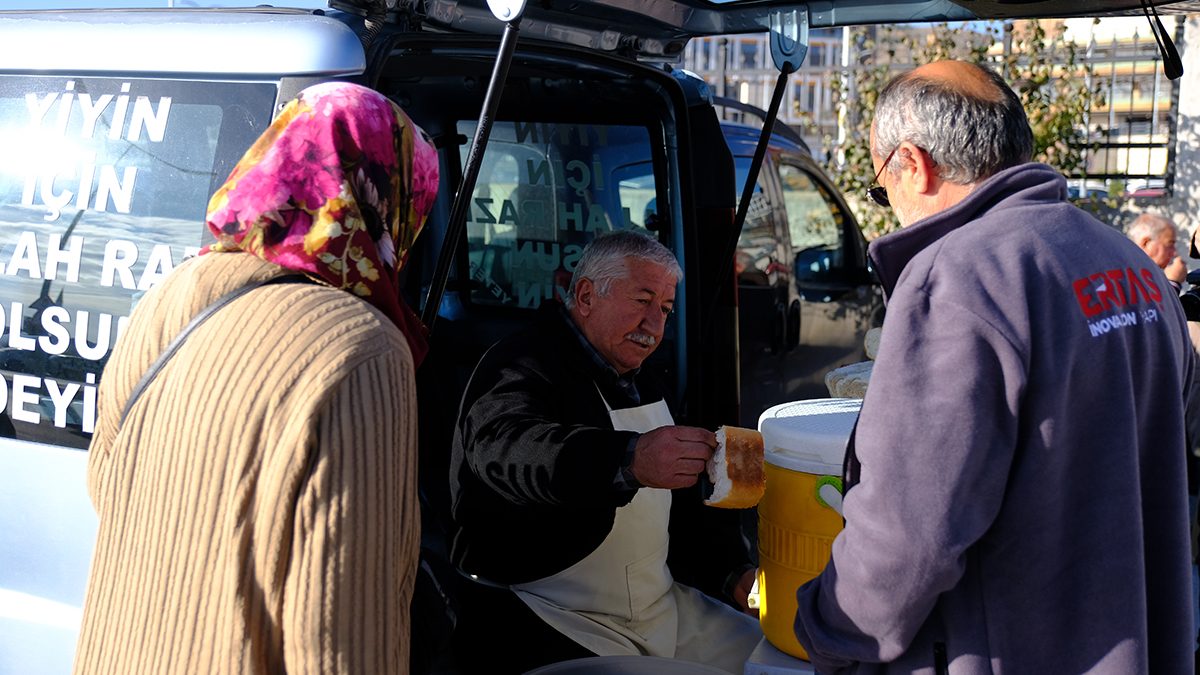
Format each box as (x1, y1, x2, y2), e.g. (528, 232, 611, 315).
(626, 332, 656, 346)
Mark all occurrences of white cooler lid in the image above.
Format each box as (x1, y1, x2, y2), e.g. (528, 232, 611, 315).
(758, 398, 862, 475)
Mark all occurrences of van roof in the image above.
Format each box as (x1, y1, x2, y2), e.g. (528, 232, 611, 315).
(0, 9, 364, 76)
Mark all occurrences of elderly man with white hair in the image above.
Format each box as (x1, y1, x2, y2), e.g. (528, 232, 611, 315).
(448, 230, 762, 675)
(1129, 212, 1188, 290)
(1131, 213, 1200, 630)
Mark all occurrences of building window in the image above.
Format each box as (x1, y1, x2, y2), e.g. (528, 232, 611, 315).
(809, 45, 825, 67)
(741, 40, 759, 69)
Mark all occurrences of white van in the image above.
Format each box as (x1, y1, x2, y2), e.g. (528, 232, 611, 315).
(0, 1, 1175, 672)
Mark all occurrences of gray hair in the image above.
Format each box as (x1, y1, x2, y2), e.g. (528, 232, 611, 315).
(1127, 213, 1177, 244)
(874, 64, 1034, 186)
(563, 230, 682, 309)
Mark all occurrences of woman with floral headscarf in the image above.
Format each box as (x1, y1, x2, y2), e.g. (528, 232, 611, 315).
(75, 82, 438, 675)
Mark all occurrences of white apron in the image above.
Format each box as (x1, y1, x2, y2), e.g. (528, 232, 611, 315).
(510, 391, 762, 674)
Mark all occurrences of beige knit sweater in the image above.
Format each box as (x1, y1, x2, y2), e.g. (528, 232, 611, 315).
(74, 253, 419, 675)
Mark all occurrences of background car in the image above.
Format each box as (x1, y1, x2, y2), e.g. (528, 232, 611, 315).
(715, 109, 883, 426)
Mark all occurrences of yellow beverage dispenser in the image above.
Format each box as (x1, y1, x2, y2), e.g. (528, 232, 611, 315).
(756, 398, 862, 660)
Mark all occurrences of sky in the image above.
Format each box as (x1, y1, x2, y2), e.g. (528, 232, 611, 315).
(0, 1, 327, 8)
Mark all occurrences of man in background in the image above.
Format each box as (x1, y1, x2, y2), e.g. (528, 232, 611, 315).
(1129, 212, 1188, 290)
(1129, 213, 1199, 471)
(1131, 212, 1200, 667)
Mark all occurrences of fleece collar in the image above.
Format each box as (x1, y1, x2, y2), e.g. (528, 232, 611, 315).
(867, 163, 1068, 300)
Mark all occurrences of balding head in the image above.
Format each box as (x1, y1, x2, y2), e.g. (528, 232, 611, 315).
(912, 61, 1003, 100)
(873, 60, 1034, 186)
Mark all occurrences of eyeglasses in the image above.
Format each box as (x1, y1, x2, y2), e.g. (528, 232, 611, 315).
(866, 146, 899, 208)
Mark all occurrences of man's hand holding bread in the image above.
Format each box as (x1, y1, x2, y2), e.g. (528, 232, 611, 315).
(630, 426, 717, 489)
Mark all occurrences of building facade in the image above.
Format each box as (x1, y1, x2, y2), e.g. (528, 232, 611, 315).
(682, 28, 845, 154)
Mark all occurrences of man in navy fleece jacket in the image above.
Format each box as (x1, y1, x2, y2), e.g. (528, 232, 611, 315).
(794, 60, 1195, 674)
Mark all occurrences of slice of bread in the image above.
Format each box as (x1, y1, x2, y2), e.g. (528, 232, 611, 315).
(825, 360, 873, 399)
(863, 327, 882, 360)
(704, 426, 766, 509)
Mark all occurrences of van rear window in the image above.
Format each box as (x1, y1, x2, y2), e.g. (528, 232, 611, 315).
(0, 76, 275, 449)
(459, 121, 660, 310)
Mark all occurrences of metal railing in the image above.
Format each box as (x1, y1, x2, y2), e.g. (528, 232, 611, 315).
(1071, 26, 1180, 197)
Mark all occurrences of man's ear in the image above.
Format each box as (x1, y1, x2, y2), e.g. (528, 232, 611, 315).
(574, 278, 595, 317)
(900, 141, 938, 195)
(1138, 236, 1153, 252)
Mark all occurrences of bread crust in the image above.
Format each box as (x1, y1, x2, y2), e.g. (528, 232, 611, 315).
(704, 426, 766, 509)
(825, 360, 873, 399)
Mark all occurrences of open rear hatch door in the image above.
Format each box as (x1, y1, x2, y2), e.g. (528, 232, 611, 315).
(367, 21, 741, 517)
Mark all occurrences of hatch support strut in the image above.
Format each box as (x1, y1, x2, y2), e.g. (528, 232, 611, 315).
(704, 8, 809, 340)
(422, 0, 527, 329)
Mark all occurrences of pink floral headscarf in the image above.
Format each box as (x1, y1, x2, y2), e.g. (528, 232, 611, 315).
(204, 81, 439, 368)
